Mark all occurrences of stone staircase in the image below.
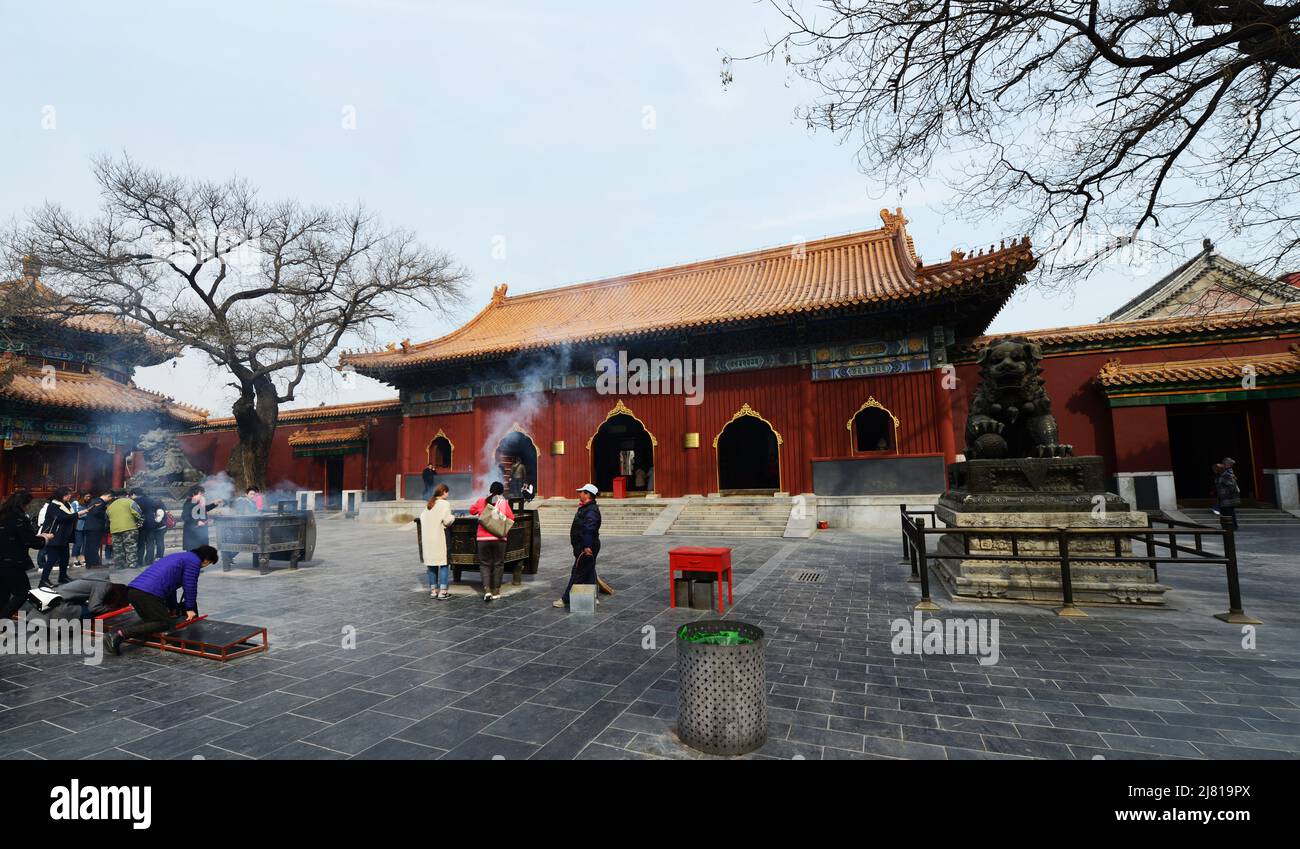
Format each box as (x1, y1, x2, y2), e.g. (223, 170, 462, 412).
(665, 496, 795, 538)
(531, 498, 665, 537)
(1180, 507, 1300, 527)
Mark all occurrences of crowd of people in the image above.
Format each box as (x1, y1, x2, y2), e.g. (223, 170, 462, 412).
(28, 487, 174, 586)
(417, 479, 601, 609)
(0, 487, 220, 640)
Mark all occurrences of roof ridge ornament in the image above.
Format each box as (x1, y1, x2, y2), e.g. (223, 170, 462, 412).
(879, 207, 907, 234)
(491, 282, 508, 305)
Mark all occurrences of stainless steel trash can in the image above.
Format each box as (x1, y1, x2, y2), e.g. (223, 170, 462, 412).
(676, 620, 767, 755)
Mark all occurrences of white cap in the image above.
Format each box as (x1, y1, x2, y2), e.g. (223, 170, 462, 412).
(577, 483, 599, 496)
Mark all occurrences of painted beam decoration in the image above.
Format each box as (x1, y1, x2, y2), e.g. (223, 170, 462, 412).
(811, 333, 931, 381)
(401, 334, 938, 410)
(1, 415, 130, 451)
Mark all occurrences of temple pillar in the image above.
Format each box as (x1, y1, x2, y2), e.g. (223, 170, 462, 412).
(684, 400, 700, 496)
(472, 401, 483, 488)
(933, 367, 957, 470)
(111, 446, 126, 489)
(800, 369, 815, 493)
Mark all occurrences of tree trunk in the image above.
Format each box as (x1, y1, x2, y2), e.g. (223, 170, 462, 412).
(226, 376, 279, 491)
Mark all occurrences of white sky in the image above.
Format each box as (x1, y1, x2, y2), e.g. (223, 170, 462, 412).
(1, 0, 1238, 414)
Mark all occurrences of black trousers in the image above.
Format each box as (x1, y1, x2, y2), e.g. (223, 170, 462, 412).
(477, 538, 505, 593)
(40, 545, 70, 585)
(83, 533, 104, 567)
(562, 551, 598, 604)
(119, 586, 178, 639)
(0, 570, 31, 619)
(138, 529, 166, 567)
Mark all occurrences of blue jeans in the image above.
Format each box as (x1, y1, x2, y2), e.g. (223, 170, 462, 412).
(72, 529, 85, 558)
(427, 565, 449, 589)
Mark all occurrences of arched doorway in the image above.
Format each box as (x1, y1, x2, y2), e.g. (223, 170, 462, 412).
(428, 431, 453, 469)
(494, 426, 538, 496)
(715, 404, 781, 492)
(589, 403, 656, 493)
(848, 398, 899, 453)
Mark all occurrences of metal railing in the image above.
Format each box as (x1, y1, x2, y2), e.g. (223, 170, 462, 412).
(898, 504, 1260, 623)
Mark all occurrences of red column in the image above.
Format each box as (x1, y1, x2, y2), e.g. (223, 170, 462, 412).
(800, 370, 815, 493)
(111, 446, 125, 488)
(933, 367, 957, 470)
(472, 401, 483, 487)
(0, 448, 10, 496)
(550, 391, 561, 496)
(684, 400, 700, 496)
(399, 414, 411, 498)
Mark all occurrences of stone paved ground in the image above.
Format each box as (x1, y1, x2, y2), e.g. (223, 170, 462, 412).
(2, 516, 1299, 760)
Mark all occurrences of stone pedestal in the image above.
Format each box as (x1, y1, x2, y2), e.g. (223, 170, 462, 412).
(934, 457, 1167, 605)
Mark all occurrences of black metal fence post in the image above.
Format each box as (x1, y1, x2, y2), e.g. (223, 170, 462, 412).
(1055, 527, 1087, 618)
(914, 517, 940, 611)
(1214, 516, 1262, 625)
(899, 504, 912, 564)
(1145, 515, 1158, 581)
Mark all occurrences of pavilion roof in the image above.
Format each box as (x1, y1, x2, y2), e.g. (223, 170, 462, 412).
(0, 355, 208, 422)
(957, 302, 1300, 358)
(200, 398, 401, 429)
(286, 425, 368, 447)
(1097, 346, 1300, 388)
(340, 210, 1034, 375)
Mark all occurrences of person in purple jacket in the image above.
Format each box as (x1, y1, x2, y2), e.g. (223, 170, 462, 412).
(107, 545, 218, 655)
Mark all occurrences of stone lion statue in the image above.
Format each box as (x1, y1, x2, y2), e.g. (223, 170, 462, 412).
(126, 428, 205, 492)
(964, 337, 1072, 459)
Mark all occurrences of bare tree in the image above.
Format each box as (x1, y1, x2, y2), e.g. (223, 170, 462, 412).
(727, 1, 1300, 281)
(7, 156, 468, 488)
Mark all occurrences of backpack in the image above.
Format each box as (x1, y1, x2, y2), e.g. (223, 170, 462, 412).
(163, 511, 177, 530)
(476, 495, 514, 538)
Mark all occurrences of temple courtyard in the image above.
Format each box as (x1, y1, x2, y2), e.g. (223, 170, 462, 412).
(2, 518, 1299, 760)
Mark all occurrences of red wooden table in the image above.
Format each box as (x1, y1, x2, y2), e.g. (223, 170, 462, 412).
(668, 546, 733, 613)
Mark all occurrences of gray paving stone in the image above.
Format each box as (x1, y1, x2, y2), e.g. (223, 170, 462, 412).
(13, 521, 1299, 760)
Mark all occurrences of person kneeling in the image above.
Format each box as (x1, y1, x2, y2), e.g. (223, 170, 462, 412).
(107, 545, 218, 655)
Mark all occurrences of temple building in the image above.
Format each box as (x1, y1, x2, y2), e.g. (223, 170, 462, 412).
(0, 258, 206, 500)
(7, 216, 1299, 523)
(338, 210, 1036, 502)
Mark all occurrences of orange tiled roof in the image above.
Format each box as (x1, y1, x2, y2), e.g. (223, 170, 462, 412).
(286, 425, 368, 447)
(341, 210, 1034, 371)
(961, 302, 1300, 355)
(0, 357, 210, 420)
(1097, 346, 1300, 388)
(202, 398, 401, 429)
(1, 278, 180, 357)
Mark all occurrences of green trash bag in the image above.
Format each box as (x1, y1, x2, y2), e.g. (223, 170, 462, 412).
(680, 629, 752, 646)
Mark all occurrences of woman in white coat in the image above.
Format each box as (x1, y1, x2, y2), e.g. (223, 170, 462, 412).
(420, 484, 456, 599)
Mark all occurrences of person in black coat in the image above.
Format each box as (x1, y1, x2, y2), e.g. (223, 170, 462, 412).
(0, 491, 55, 619)
(131, 489, 165, 567)
(555, 484, 602, 609)
(37, 487, 77, 588)
(79, 491, 112, 568)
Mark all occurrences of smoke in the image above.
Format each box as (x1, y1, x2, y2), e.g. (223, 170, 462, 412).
(263, 479, 305, 509)
(473, 346, 571, 494)
(200, 472, 237, 506)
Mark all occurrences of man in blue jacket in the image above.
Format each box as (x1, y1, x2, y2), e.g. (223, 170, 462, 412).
(107, 545, 218, 655)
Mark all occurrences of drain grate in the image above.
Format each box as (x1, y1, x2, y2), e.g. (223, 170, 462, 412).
(793, 570, 824, 583)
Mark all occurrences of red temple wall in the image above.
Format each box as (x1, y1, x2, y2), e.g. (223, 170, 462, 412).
(178, 414, 402, 497)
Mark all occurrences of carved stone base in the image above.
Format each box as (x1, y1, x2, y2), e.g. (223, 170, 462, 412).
(932, 507, 1168, 605)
